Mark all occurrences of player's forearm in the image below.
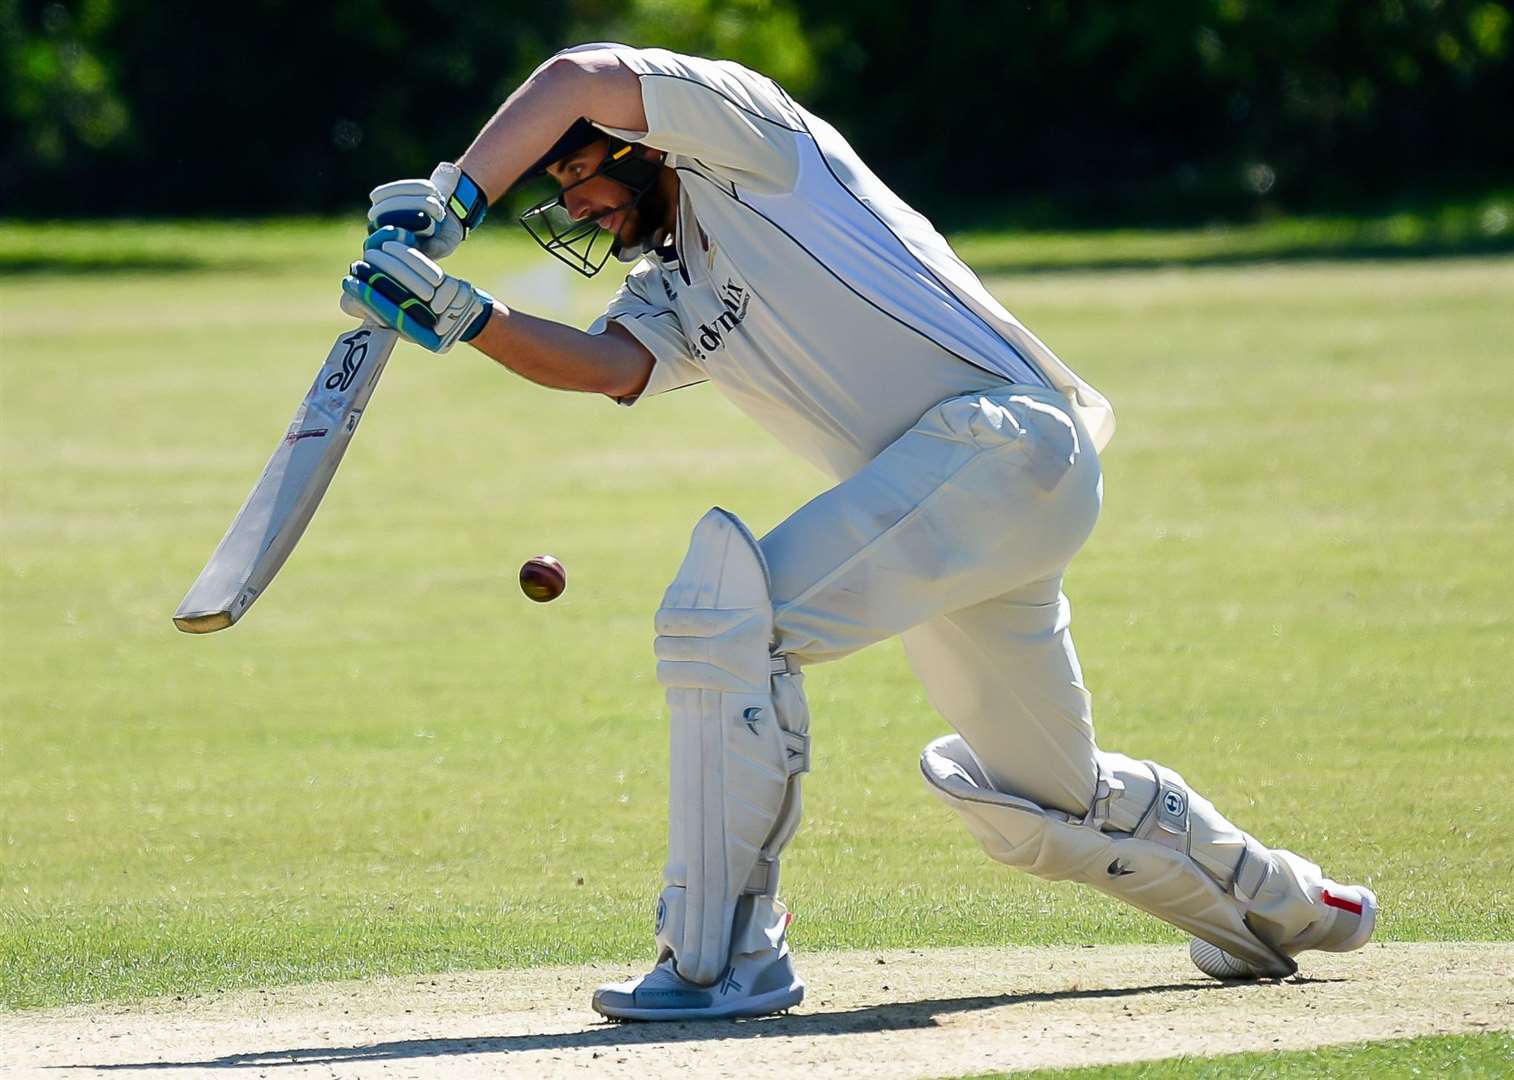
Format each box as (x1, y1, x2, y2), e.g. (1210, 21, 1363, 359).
(468, 303, 652, 399)
(457, 51, 647, 205)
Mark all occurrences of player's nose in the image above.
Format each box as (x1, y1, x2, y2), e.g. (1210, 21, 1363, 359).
(563, 189, 594, 222)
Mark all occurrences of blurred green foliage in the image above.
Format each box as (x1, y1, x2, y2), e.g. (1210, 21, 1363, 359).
(1, 0, 126, 163)
(1, 0, 1510, 220)
(570, 0, 817, 92)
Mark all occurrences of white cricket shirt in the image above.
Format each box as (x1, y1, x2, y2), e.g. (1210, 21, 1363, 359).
(579, 45, 1115, 479)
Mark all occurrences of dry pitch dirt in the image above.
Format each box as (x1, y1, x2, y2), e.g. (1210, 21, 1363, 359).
(3, 943, 1510, 1079)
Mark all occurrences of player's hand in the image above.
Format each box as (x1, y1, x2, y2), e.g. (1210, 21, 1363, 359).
(340, 227, 494, 353)
(366, 162, 488, 260)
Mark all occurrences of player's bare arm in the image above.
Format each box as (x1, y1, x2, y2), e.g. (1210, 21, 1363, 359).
(360, 49, 648, 262)
(457, 50, 647, 203)
(345, 56, 677, 389)
(469, 303, 653, 399)
(336, 226, 654, 399)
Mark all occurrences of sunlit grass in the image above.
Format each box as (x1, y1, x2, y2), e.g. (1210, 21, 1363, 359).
(991, 1030, 1514, 1079)
(1, 221, 1510, 1008)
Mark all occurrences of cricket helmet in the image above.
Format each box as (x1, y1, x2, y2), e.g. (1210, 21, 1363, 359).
(518, 118, 663, 277)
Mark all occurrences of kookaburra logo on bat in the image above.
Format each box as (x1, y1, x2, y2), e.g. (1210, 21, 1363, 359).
(326, 329, 371, 392)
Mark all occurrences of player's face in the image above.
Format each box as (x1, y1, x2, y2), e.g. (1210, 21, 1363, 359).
(548, 140, 646, 249)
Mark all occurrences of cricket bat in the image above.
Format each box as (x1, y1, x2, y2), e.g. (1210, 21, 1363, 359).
(173, 323, 399, 634)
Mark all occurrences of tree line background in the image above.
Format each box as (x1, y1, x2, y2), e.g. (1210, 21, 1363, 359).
(3, 0, 1510, 224)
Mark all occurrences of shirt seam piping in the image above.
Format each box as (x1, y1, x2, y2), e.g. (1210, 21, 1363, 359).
(637, 71, 805, 134)
(775, 86, 1043, 384)
(672, 166, 1033, 391)
(604, 314, 706, 399)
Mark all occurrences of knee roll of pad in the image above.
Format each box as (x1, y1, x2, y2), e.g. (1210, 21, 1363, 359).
(920, 735, 1295, 978)
(654, 508, 811, 985)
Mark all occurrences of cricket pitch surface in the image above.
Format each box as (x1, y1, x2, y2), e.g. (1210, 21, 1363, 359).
(4, 943, 1510, 1078)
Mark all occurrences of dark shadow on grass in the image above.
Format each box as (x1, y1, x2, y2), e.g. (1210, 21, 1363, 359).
(62, 978, 1317, 1070)
(0, 256, 230, 276)
(962, 236, 1514, 277)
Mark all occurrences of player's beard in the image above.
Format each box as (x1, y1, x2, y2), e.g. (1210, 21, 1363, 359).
(614, 178, 673, 260)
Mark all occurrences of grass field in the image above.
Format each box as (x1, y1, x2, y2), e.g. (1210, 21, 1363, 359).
(2, 214, 1511, 1070)
(1009, 1030, 1514, 1078)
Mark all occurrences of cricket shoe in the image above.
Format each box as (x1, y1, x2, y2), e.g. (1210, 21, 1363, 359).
(591, 943, 804, 1021)
(1190, 879, 1378, 979)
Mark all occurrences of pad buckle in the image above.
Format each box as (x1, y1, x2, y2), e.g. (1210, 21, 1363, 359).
(1135, 761, 1191, 855)
(770, 654, 799, 675)
(783, 731, 810, 776)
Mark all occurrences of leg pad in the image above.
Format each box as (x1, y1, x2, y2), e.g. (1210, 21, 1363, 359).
(921, 735, 1295, 978)
(654, 508, 810, 985)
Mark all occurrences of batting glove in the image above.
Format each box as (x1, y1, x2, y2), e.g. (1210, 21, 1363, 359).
(367, 162, 488, 261)
(339, 227, 494, 353)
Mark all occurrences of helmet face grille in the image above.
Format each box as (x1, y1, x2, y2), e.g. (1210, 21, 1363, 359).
(520, 195, 619, 277)
(518, 138, 662, 278)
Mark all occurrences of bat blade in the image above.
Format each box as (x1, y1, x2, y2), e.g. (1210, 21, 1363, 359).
(173, 323, 399, 634)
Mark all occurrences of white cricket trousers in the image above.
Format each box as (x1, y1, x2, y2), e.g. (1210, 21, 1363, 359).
(760, 384, 1103, 815)
(757, 384, 1333, 945)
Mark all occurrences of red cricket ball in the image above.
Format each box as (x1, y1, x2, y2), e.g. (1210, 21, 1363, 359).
(519, 554, 567, 603)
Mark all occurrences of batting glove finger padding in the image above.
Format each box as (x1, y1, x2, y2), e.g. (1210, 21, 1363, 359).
(366, 162, 488, 261)
(363, 242, 446, 300)
(340, 227, 492, 353)
(367, 184, 446, 235)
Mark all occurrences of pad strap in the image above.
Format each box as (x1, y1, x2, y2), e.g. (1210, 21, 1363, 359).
(1230, 836, 1274, 902)
(1135, 761, 1192, 855)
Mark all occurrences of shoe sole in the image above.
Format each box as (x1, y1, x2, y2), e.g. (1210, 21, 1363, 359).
(1189, 936, 1268, 980)
(592, 980, 804, 1022)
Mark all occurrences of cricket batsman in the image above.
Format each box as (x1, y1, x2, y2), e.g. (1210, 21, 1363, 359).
(340, 44, 1379, 1020)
